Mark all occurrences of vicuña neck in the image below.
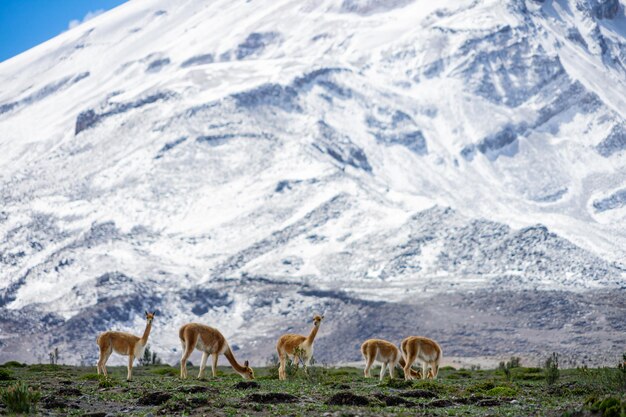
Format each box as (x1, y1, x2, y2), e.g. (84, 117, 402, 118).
(224, 346, 247, 374)
(305, 324, 319, 345)
(140, 321, 152, 345)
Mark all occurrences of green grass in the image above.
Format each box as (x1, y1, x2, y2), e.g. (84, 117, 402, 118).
(0, 364, 623, 416)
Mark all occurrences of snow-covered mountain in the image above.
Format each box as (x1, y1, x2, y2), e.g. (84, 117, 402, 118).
(1, 0, 625, 366)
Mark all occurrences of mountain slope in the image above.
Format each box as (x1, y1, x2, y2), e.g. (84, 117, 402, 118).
(0, 0, 624, 365)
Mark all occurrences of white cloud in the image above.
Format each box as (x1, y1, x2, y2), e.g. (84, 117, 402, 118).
(68, 9, 105, 30)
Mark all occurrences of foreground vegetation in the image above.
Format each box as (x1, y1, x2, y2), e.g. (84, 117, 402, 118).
(0, 359, 624, 416)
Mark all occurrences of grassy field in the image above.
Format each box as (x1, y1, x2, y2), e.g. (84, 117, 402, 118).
(0, 360, 624, 416)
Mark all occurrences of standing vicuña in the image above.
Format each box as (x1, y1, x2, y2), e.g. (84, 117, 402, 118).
(401, 336, 442, 380)
(179, 323, 254, 380)
(96, 311, 156, 381)
(361, 339, 422, 380)
(276, 314, 323, 380)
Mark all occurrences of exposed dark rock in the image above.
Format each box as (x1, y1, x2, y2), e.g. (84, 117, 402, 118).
(233, 381, 260, 389)
(75, 91, 173, 135)
(314, 120, 372, 172)
(177, 385, 218, 394)
(146, 58, 170, 73)
(41, 396, 78, 409)
(58, 387, 82, 396)
(0, 72, 89, 116)
(236, 32, 280, 60)
(137, 391, 172, 406)
(576, 0, 620, 19)
(428, 398, 457, 407)
(399, 389, 438, 399)
(373, 393, 414, 406)
(181, 53, 214, 68)
(340, 0, 414, 15)
(155, 137, 187, 159)
(326, 391, 370, 406)
(596, 123, 626, 157)
(246, 392, 298, 403)
(232, 83, 300, 111)
(592, 188, 626, 212)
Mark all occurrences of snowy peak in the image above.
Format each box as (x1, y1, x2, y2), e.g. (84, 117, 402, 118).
(0, 0, 625, 364)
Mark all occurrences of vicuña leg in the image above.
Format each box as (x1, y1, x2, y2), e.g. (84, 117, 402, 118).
(403, 352, 417, 381)
(127, 355, 134, 381)
(180, 333, 197, 379)
(198, 352, 208, 379)
(388, 361, 395, 379)
(364, 356, 374, 377)
(421, 362, 428, 380)
(211, 353, 218, 377)
(379, 362, 387, 381)
(278, 354, 287, 380)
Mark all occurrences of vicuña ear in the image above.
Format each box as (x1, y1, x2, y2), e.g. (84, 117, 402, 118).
(244, 360, 249, 367)
(321, 315, 325, 319)
(145, 310, 148, 316)
(152, 311, 157, 316)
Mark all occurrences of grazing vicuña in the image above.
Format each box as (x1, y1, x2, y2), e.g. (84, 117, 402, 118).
(401, 336, 442, 380)
(179, 323, 254, 380)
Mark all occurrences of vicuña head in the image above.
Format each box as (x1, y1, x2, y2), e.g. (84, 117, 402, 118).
(276, 314, 324, 380)
(96, 310, 156, 381)
(179, 323, 254, 380)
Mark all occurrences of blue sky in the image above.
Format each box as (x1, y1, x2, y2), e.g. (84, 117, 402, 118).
(0, 0, 128, 63)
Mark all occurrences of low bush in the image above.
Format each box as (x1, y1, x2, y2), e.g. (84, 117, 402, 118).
(1, 361, 26, 368)
(151, 367, 178, 377)
(465, 380, 496, 394)
(0, 368, 14, 381)
(486, 386, 517, 397)
(586, 396, 625, 417)
(545, 352, 560, 385)
(0, 382, 41, 413)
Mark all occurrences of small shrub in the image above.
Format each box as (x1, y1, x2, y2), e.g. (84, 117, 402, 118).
(139, 345, 163, 366)
(486, 386, 517, 397)
(0, 382, 41, 413)
(586, 396, 625, 417)
(0, 368, 14, 381)
(465, 380, 496, 394)
(413, 379, 452, 395)
(81, 373, 101, 381)
(440, 366, 456, 371)
(28, 364, 59, 372)
(618, 353, 626, 390)
(498, 357, 521, 381)
(1, 361, 26, 368)
(545, 352, 560, 386)
(152, 367, 178, 377)
(265, 354, 283, 380)
(98, 376, 115, 388)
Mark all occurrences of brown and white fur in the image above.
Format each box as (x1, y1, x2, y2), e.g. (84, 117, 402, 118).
(401, 336, 442, 380)
(361, 339, 422, 380)
(276, 314, 323, 380)
(96, 311, 155, 381)
(179, 323, 254, 380)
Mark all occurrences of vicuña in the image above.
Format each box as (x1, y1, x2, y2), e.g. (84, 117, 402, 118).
(96, 311, 155, 381)
(276, 314, 323, 380)
(361, 338, 422, 380)
(401, 336, 442, 380)
(179, 323, 254, 380)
